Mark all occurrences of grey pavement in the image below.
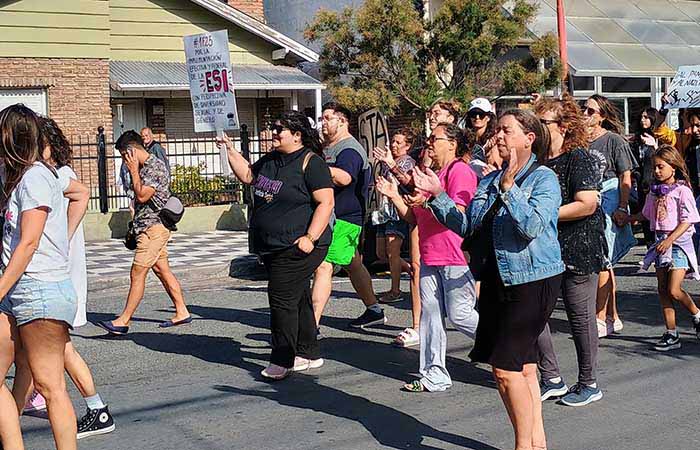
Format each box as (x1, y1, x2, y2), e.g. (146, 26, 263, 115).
(14, 246, 700, 450)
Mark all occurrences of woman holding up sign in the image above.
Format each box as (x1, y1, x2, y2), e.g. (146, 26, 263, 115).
(218, 111, 334, 380)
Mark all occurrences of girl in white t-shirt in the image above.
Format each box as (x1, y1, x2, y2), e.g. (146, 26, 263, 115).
(0, 105, 89, 450)
(13, 117, 114, 438)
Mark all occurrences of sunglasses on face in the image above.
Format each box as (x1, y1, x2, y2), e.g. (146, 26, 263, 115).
(584, 107, 599, 116)
(271, 124, 287, 134)
(469, 111, 486, 119)
(540, 118, 560, 126)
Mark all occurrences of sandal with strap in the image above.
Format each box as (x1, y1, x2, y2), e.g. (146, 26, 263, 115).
(392, 328, 419, 348)
(402, 380, 425, 392)
(378, 290, 404, 304)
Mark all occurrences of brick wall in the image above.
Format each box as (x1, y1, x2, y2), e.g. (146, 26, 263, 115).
(227, 0, 265, 22)
(0, 57, 112, 189)
(0, 58, 111, 140)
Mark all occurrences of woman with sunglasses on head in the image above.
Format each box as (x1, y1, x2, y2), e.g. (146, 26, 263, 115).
(533, 95, 607, 407)
(375, 122, 479, 392)
(584, 95, 637, 339)
(417, 109, 563, 450)
(218, 111, 334, 380)
(0, 104, 89, 450)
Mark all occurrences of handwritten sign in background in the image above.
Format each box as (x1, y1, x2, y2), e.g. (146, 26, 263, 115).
(184, 30, 239, 133)
(666, 65, 700, 109)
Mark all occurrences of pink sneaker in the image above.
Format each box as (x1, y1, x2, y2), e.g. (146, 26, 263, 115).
(23, 391, 46, 413)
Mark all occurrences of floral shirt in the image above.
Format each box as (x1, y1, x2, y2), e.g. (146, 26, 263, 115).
(133, 155, 171, 234)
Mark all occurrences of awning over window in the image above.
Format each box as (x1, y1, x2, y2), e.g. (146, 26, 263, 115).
(523, 0, 700, 77)
(110, 61, 324, 91)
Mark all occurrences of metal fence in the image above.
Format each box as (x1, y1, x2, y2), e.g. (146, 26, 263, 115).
(71, 124, 270, 212)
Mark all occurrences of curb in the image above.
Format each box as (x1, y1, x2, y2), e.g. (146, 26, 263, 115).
(88, 255, 266, 293)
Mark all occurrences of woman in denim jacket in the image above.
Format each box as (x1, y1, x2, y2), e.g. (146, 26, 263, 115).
(415, 109, 564, 450)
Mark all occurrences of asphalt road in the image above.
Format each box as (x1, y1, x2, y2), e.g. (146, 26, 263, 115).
(14, 247, 700, 450)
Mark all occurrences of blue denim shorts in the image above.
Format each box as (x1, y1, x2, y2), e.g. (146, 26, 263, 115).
(0, 277, 77, 328)
(655, 245, 690, 271)
(376, 220, 409, 240)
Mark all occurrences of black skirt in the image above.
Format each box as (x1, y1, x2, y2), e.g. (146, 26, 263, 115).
(470, 256, 562, 372)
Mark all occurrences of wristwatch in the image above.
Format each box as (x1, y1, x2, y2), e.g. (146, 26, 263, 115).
(304, 233, 317, 244)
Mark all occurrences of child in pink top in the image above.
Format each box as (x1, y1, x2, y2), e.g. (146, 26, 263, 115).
(633, 145, 700, 351)
(375, 123, 479, 392)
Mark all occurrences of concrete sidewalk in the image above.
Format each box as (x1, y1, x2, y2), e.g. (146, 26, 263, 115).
(86, 230, 260, 291)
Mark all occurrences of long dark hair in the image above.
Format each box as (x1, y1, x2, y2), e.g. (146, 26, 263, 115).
(589, 94, 624, 135)
(276, 110, 323, 155)
(39, 116, 72, 168)
(637, 107, 660, 136)
(499, 108, 549, 161)
(468, 111, 497, 146)
(0, 104, 44, 201)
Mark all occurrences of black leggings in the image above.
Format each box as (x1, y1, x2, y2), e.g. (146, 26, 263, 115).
(262, 246, 327, 368)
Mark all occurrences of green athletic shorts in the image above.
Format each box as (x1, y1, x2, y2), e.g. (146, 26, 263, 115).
(325, 219, 362, 266)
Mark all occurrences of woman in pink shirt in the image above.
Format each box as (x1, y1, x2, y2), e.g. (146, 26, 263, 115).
(632, 145, 700, 351)
(376, 123, 479, 392)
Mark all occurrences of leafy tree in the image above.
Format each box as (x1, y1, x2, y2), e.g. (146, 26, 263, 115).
(304, 0, 561, 116)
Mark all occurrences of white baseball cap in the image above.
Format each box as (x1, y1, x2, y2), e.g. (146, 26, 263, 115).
(468, 97, 493, 114)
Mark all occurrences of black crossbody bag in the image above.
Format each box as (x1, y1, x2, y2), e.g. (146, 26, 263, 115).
(461, 162, 539, 280)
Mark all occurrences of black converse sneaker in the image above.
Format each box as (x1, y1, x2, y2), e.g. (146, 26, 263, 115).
(77, 405, 115, 439)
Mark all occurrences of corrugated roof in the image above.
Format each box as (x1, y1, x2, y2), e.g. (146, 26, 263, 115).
(189, 0, 319, 63)
(110, 61, 324, 91)
(520, 0, 700, 76)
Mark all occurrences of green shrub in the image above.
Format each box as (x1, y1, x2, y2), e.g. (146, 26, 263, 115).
(170, 163, 236, 206)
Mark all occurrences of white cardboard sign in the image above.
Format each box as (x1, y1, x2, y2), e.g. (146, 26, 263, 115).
(666, 65, 700, 109)
(183, 30, 239, 133)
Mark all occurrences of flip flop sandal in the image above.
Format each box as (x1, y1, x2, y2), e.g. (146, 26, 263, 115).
(379, 291, 404, 304)
(402, 380, 425, 392)
(392, 328, 419, 347)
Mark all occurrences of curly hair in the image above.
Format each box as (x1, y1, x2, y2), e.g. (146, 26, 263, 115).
(533, 94, 589, 155)
(394, 126, 415, 147)
(39, 116, 72, 168)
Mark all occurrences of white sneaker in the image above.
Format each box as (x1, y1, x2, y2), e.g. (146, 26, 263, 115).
(292, 356, 324, 372)
(613, 318, 623, 333)
(597, 319, 608, 338)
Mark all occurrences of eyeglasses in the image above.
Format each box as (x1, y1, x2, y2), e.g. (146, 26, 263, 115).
(426, 136, 452, 144)
(271, 124, 287, 134)
(321, 115, 341, 123)
(540, 119, 560, 126)
(584, 107, 599, 116)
